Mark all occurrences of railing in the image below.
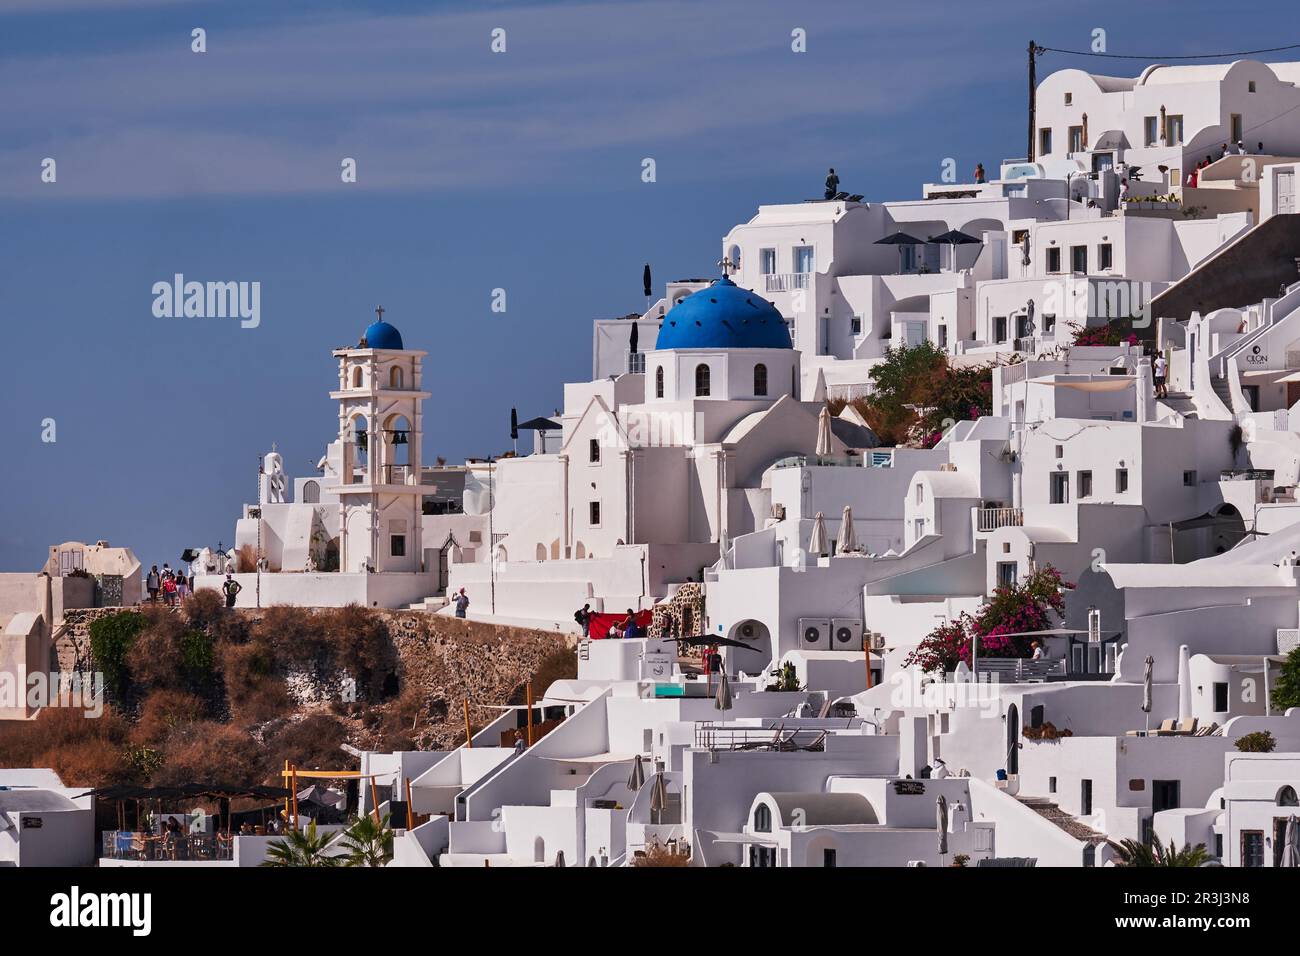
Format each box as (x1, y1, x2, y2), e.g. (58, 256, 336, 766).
(101, 831, 234, 862)
(977, 507, 1023, 532)
(764, 272, 810, 292)
(694, 721, 828, 752)
(960, 659, 1065, 681)
(1219, 469, 1275, 481)
(1278, 629, 1300, 656)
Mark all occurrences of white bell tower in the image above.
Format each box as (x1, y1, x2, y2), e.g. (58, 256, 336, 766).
(330, 307, 430, 574)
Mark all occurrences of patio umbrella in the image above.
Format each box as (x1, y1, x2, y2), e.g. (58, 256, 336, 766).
(874, 231, 925, 273)
(928, 228, 981, 272)
(642, 263, 652, 300)
(815, 406, 833, 457)
(1142, 655, 1154, 736)
(936, 794, 949, 859)
(808, 512, 829, 556)
(510, 407, 518, 442)
(555, 849, 566, 868)
(627, 753, 645, 792)
(715, 668, 733, 711)
(629, 320, 639, 355)
(836, 505, 857, 554)
(650, 762, 669, 825)
(1283, 815, 1299, 868)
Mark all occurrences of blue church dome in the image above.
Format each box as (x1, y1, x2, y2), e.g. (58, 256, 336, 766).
(655, 276, 792, 350)
(362, 320, 404, 350)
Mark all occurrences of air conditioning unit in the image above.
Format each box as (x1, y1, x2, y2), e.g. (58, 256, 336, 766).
(738, 621, 761, 642)
(870, 632, 887, 650)
(798, 617, 831, 651)
(832, 618, 865, 650)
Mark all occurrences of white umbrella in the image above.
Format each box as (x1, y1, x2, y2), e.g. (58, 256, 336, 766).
(815, 406, 833, 458)
(554, 850, 566, 868)
(715, 668, 733, 711)
(1142, 655, 1154, 736)
(836, 505, 857, 554)
(808, 512, 829, 556)
(649, 761, 669, 824)
(936, 794, 949, 859)
(1283, 814, 1299, 868)
(627, 753, 645, 791)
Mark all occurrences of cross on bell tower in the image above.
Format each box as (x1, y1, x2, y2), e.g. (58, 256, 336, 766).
(717, 256, 737, 277)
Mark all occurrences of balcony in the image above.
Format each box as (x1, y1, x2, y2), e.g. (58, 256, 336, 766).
(764, 272, 810, 293)
(977, 507, 1023, 532)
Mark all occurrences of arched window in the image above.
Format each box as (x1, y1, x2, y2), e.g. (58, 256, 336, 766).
(302, 480, 320, 504)
(754, 803, 772, 833)
(390, 366, 403, 389)
(728, 244, 741, 271)
(352, 366, 363, 388)
(655, 366, 664, 398)
(1279, 786, 1299, 807)
(753, 363, 768, 396)
(695, 364, 711, 397)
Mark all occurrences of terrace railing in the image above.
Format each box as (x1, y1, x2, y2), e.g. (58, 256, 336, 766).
(764, 272, 810, 293)
(977, 507, 1023, 532)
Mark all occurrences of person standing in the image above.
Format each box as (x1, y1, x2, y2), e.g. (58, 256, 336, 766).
(974, 162, 985, 184)
(221, 573, 242, 609)
(162, 573, 177, 607)
(574, 603, 591, 638)
(824, 167, 839, 200)
(1153, 353, 1168, 399)
(454, 588, 470, 618)
(176, 572, 190, 603)
(146, 565, 161, 603)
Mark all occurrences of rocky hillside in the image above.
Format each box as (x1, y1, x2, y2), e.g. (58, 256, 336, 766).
(2, 594, 576, 789)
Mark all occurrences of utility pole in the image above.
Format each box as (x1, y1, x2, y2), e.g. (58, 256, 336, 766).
(1027, 41, 1040, 162)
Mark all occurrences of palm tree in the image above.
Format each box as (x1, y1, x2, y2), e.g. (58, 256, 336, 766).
(1114, 838, 1211, 867)
(260, 819, 341, 867)
(339, 813, 394, 867)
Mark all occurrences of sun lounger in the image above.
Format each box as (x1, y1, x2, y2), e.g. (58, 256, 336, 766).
(1154, 718, 1178, 736)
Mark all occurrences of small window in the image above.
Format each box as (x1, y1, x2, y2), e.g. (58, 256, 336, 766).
(994, 316, 1007, 343)
(1144, 116, 1158, 146)
(1039, 128, 1053, 156)
(654, 366, 664, 398)
(759, 248, 776, 275)
(588, 501, 601, 526)
(1241, 830, 1265, 868)
(850, 315, 862, 336)
(997, 561, 1018, 588)
(589, 438, 600, 463)
(1064, 92, 1072, 106)
(1055, 444, 1064, 459)
(1068, 126, 1084, 153)
(1050, 472, 1069, 504)
(1214, 682, 1229, 712)
(1078, 470, 1093, 498)
(1248, 80, 1256, 93)
(1098, 243, 1113, 270)
(1167, 114, 1185, 144)
(1043, 313, 1057, 335)
(390, 534, 406, 557)
(1231, 113, 1243, 144)
(915, 483, 924, 505)
(754, 803, 772, 833)
(1049, 776, 1057, 793)
(1183, 470, 1197, 487)
(389, 366, 403, 388)
(352, 366, 364, 388)
(938, 325, 948, 349)
(753, 363, 768, 396)
(1046, 247, 1061, 273)
(793, 245, 815, 274)
(695, 364, 711, 397)
(823, 848, 837, 868)
(1071, 245, 1088, 273)
(1115, 468, 1128, 493)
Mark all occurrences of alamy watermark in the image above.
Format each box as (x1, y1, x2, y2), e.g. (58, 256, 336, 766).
(152, 274, 261, 328)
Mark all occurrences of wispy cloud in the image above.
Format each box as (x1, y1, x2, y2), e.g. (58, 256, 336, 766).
(0, 0, 1011, 198)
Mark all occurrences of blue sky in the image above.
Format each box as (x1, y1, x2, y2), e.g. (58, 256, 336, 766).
(0, 0, 1285, 569)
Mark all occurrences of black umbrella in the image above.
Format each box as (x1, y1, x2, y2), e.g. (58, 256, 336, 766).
(642, 263, 652, 299)
(928, 229, 982, 271)
(510, 407, 518, 441)
(875, 231, 927, 274)
(629, 321, 639, 354)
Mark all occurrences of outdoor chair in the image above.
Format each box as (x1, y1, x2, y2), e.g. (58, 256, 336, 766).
(1174, 718, 1197, 735)
(1154, 718, 1178, 736)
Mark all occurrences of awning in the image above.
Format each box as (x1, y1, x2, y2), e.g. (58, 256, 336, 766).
(702, 830, 781, 845)
(1043, 379, 1133, 392)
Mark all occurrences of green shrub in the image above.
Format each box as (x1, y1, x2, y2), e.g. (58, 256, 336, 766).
(1235, 730, 1276, 753)
(1271, 645, 1300, 713)
(88, 611, 147, 699)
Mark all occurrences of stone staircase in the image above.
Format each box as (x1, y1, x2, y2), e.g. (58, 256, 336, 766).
(1015, 795, 1109, 844)
(1210, 376, 1235, 413)
(404, 595, 450, 613)
(1157, 390, 1198, 419)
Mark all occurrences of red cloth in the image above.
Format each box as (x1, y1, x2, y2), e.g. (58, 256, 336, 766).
(589, 609, 653, 640)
